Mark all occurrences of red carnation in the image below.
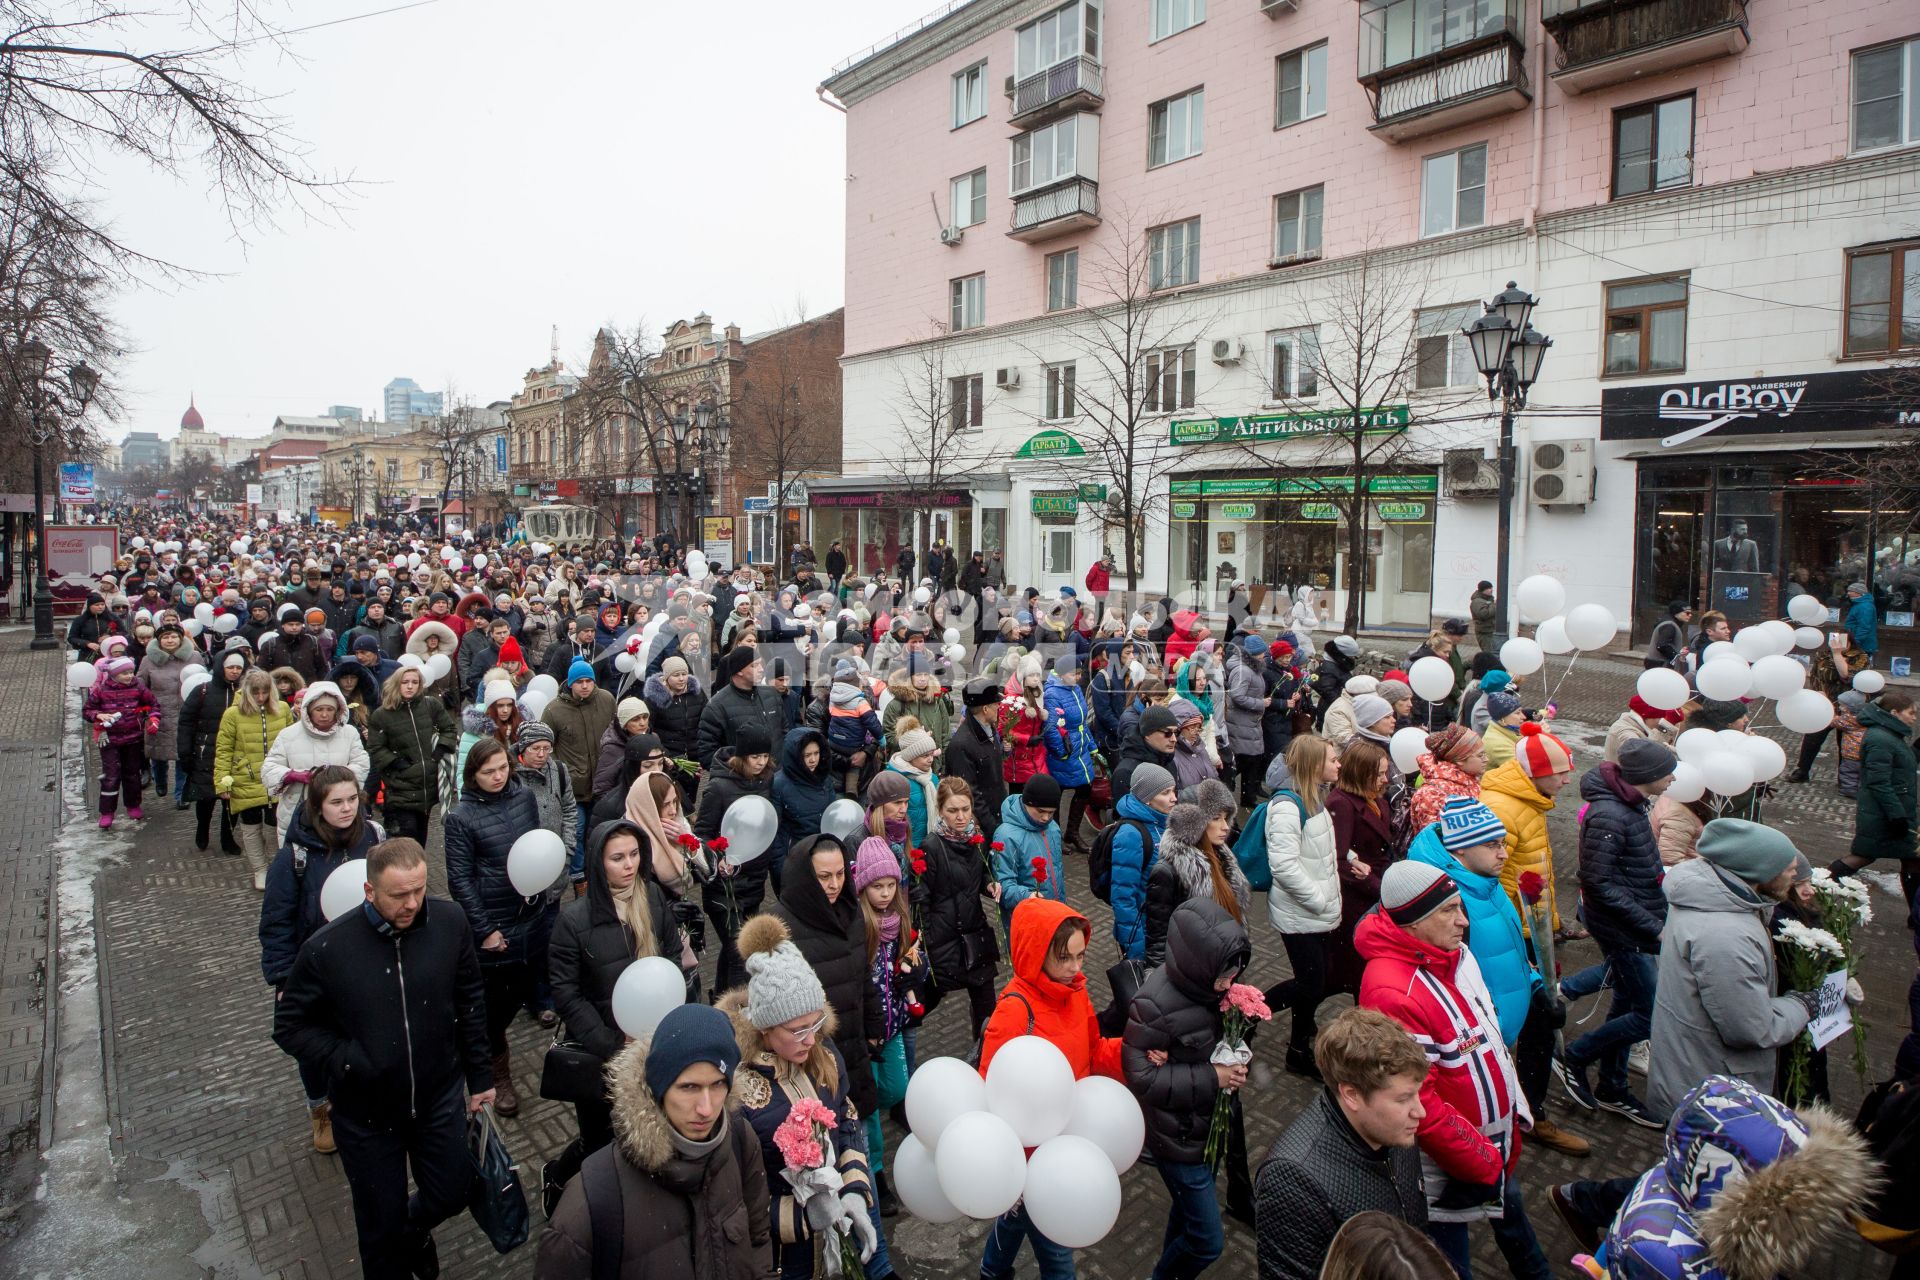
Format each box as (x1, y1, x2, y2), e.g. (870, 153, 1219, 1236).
(990, 841, 1004, 853)
(1031, 856, 1049, 885)
(969, 833, 985, 845)
(909, 851, 928, 876)
(708, 836, 730, 853)
(1517, 870, 1544, 904)
(906, 999, 927, 1019)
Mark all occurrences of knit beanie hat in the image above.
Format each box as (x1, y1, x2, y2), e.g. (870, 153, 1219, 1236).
(1628, 694, 1684, 726)
(898, 727, 938, 762)
(643, 1003, 741, 1102)
(1351, 694, 1394, 729)
(1481, 669, 1517, 693)
(566, 657, 595, 686)
(1514, 722, 1573, 777)
(105, 655, 135, 676)
(1138, 705, 1179, 736)
(1343, 675, 1379, 697)
(1437, 796, 1506, 852)
(738, 916, 829, 1030)
(1616, 736, 1678, 786)
(1425, 723, 1476, 764)
(1381, 861, 1460, 926)
(496, 636, 523, 665)
(1129, 762, 1177, 804)
(616, 696, 647, 726)
(515, 721, 554, 750)
(351, 633, 381, 653)
(1486, 690, 1523, 721)
(853, 837, 901, 895)
(1694, 699, 1748, 730)
(735, 723, 774, 759)
(482, 680, 517, 709)
(1021, 772, 1063, 810)
(1697, 818, 1799, 884)
(1240, 634, 1266, 656)
(866, 771, 911, 807)
(720, 645, 758, 683)
(662, 655, 690, 678)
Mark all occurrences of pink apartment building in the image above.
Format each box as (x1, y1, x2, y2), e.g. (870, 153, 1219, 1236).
(820, 0, 1920, 652)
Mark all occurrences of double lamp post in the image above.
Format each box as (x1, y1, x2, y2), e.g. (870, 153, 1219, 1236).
(656, 400, 731, 545)
(12, 339, 100, 651)
(1463, 282, 1552, 651)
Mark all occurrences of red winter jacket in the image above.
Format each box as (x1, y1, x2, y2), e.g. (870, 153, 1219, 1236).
(999, 684, 1051, 787)
(979, 898, 1123, 1082)
(1164, 611, 1204, 665)
(1085, 562, 1110, 596)
(85, 677, 159, 747)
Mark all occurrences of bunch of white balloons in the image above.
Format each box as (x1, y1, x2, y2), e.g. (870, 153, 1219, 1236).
(1498, 575, 1622, 680)
(891, 1041, 1143, 1248)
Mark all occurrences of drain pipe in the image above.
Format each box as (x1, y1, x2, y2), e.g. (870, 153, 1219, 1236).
(1510, 12, 1551, 593)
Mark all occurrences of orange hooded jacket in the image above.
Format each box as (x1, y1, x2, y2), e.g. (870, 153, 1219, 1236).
(978, 897, 1124, 1082)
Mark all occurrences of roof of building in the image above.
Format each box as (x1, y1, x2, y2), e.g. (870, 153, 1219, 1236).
(180, 397, 204, 431)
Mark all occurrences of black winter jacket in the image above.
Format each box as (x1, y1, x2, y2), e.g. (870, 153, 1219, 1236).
(768, 835, 882, 1116)
(272, 896, 491, 1123)
(549, 819, 681, 1061)
(178, 671, 244, 800)
(1576, 763, 1667, 953)
(1109, 723, 1175, 802)
(643, 672, 707, 760)
(920, 829, 1000, 989)
(770, 727, 834, 873)
(259, 629, 331, 686)
(258, 806, 383, 986)
(366, 694, 458, 813)
(444, 778, 553, 963)
(694, 682, 788, 770)
(942, 713, 1008, 840)
(694, 750, 778, 912)
(1122, 899, 1253, 1163)
(1254, 1088, 1427, 1280)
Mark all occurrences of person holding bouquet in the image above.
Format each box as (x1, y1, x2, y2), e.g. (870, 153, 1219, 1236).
(851, 838, 928, 1218)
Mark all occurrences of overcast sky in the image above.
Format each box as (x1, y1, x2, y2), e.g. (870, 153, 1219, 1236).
(99, 0, 934, 444)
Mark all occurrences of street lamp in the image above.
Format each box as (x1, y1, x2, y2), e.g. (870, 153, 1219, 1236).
(1464, 282, 1552, 650)
(665, 408, 694, 540)
(10, 339, 100, 650)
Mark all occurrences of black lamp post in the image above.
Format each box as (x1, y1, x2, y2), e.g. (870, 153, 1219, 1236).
(12, 339, 100, 650)
(1463, 282, 1551, 650)
(666, 408, 694, 540)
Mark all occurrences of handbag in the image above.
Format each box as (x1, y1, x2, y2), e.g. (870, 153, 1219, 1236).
(539, 1030, 608, 1104)
(466, 1103, 530, 1254)
(1098, 957, 1147, 1037)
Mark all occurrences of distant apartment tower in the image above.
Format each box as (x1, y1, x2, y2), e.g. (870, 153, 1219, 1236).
(327, 405, 364, 422)
(383, 378, 443, 424)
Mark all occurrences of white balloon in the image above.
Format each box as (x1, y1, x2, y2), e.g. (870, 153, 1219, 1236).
(1022, 1135, 1124, 1249)
(1854, 669, 1887, 694)
(424, 653, 452, 684)
(1715, 729, 1753, 756)
(1636, 667, 1690, 711)
(256, 517, 269, 531)
(1702, 751, 1754, 797)
(614, 651, 636, 673)
(507, 829, 567, 896)
(1777, 689, 1835, 734)
(179, 670, 210, 702)
(407, 553, 421, 568)
(892, 1133, 962, 1223)
(1675, 727, 1721, 764)
(904, 1057, 988, 1152)
(1535, 616, 1574, 655)
(230, 539, 247, 556)
(1749, 654, 1806, 700)
(718, 795, 779, 865)
(944, 643, 965, 662)
(472, 554, 486, 570)
(1408, 655, 1455, 703)
(129, 536, 146, 548)
(1701, 641, 1738, 665)
(1744, 734, 1788, 783)
(685, 550, 709, 580)
(1732, 626, 1776, 662)
(1499, 637, 1543, 677)
(934, 1111, 1027, 1219)
(1666, 760, 1706, 804)
(212, 612, 239, 633)
(319, 859, 368, 921)
(984, 1035, 1076, 1146)
(1695, 656, 1751, 701)
(1787, 593, 1828, 626)
(1515, 575, 1567, 624)
(397, 653, 425, 670)
(610, 956, 686, 1040)
(527, 674, 559, 699)
(1563, 603, 1619, 651)
(1389, 726, 1429, 775)
(820, 799, 867, 847)
(1755, 620, 1797, 657)
(519, 691, 550, 722)
(447, 557, 463, 573)
(182, 618, 204, 637)
(944, 628, 961, 646)
(1794, 626, 1825, 650)
(66, 661, 96, 689)
(193, 602, 215, 623)
(1063, 1074, 1146, 1174)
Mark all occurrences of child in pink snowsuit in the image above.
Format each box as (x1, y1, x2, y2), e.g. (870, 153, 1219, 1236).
(83, 656, 158, 827)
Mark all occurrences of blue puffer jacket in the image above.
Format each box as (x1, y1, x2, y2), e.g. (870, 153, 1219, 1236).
(443, 778, 554, 963)
(258, 806, 383, 986)
(770, 726, 834, 872)
(1090, 663, 1132, 753)
(992, 792, 1064, 918)
(1041, 674, 1097, 787)
(1408, 821, 1539, 1044)
(1576, 763, 1667, 955)
(1109, 792, 1168, 961)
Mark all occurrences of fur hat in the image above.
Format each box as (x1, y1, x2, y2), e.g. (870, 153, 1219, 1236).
(737, 916, 828, 1031)
(1162, 801, 1211, 848)
(852, 837, 902, 895)
(962, 678, 1001, 709)
(1513, 722, 1573, 776)
(1181, 777, 1235, 819)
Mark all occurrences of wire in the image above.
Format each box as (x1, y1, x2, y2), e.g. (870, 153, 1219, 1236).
(228, 0, 448, 48)
(1539, 227, 1888, 316)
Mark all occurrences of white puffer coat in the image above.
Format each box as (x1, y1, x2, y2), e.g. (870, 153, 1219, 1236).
(261, 681, 369, 839)
(1264, 792, 1341, 934)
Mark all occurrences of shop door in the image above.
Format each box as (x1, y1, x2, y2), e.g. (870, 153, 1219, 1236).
(1041, 525, 1076, 576)
(1633, 486, 1705, 643)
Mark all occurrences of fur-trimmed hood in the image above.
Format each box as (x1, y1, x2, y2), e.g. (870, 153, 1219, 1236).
(603, 1037, 742, 1176)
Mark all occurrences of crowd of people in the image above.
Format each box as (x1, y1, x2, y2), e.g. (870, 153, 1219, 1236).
(57, 512, 1920, 1280)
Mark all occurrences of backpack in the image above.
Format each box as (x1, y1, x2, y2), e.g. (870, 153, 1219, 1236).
(1088, 818, 1146, 903)
(1233, 790, 1303, 893)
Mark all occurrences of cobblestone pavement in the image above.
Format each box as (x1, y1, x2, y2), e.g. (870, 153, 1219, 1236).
(12, 646, 1917, 1278)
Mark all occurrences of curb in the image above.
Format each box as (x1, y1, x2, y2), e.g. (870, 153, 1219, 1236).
(34, 678, 77, 1157)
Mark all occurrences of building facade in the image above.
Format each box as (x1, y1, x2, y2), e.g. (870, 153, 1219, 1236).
(117, 430, 169, 473)
(318, 431, 447, 523)
(821, 0, 1920, 650)
(383, 377, 443, 424)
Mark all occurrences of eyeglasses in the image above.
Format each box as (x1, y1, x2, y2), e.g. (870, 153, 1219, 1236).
(778, 1015, 828, 1042)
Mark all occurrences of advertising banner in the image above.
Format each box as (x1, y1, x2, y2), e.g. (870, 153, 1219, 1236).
(44, 523, 117, 616)
(57, 462, 94, 504)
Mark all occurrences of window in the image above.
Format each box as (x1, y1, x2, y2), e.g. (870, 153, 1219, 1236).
(1276, 43, 1328, 128)
(1045, 362, 1078, 419)
(1852, 38, 1919, 152)
(950, 273, 985, 331)
(1151, 0, 1204, 42)
(1419, 143, 1486, 237)
(748, 512, 775, 566)
(419, 460, 433, 481)
(1604, 277, 1688, 375)
(1612, 95, 1693, 198)
(952, 62, 987, 128)
(1046, 249, 1079, 311)
(1273, 185, 1324, 262)
(1414, 303, 1481, 389)
(1148, 88, 1205, 167)
(1011, 116, 1078, 193)
(1016, 2, 1100, 80)
(950, 168, 987, 228)
(385, 458, 399, 481)
(1267, 327, 1320, 399)
(1148, 217, 1201, 290)
(948, 374, 985, 432)
(1845, 243, 1920, 356)
(1144, 346, 1197, 412)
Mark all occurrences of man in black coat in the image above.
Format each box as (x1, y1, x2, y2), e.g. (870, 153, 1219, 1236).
(1110, 706, 1179, 801)
(1254, 1007, 1430, 1280)
(1310, 635, 1360, 728)
(825, 540, 848, 593)
(273, 838, 493, 1280)
(259, 607, 330, 685)
(767, 835, 882, 1118)
(694, 646, 788, 769)
(944, 679, 1008, 840)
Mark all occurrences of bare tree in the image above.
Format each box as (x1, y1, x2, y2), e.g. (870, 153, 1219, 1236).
(877, 324, 993, 577)
(420, 395, 487, 536)
(1806, 360, 1920, 582)
(730, 309, 841, 567)
(574, 324, 719, 542)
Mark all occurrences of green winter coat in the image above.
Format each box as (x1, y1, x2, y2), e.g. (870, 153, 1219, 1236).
(367, 694, 459, 813)
(213, 700, 294, 814)
(1853, 700, 1917, 859)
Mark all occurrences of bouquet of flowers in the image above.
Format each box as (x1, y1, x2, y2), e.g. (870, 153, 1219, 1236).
(1031, 856, 1049, 893)
(1809, 868, 1872, 1082)
(1204, 983, 1270, 1170)
(1775, 917, 1847, 1103)
(771, 1098, 866, 1278)
(706, 835, 740, 921)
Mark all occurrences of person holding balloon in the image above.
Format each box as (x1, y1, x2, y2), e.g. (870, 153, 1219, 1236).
(366, 661, 458, 846)
(258, 764, 382, 1155)
(695, 723, 780, 994)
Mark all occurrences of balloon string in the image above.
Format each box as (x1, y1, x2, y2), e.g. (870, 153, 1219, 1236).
(1543, 653, 1579, 709)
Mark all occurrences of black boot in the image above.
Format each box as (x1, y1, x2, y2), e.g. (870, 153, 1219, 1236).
(875, 1171, 900, 1218)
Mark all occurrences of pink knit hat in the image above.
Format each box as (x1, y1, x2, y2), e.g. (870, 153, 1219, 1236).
(1514, 722, 1573, 777)
(853, 837, 902, 894)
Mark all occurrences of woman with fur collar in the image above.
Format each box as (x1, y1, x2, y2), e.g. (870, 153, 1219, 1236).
(1141, 780, 1251, 968)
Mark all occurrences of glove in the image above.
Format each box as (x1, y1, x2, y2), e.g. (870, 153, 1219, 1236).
(284, 769, 312, 785)
(841, 1194, 878, 1262)
(1847, 977, 1865, 1006)
(1531, 986, 1567, 1029)
(1788, 988, 1823, 1017)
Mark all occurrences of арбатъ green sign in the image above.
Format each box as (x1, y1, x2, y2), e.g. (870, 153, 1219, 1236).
(1168, 404, 1411, 446)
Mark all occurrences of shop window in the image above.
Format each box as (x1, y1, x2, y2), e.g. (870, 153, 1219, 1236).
(950, 168, 987, 229)
(949, 273, 985, 331)
(1275, 43, 1328, 128)
(1149, 88, 1205, 169)
(1267, 327, 1320, 400)
(748, 512, 774, 565)
(1151, 0, 1204, 43)
(1148, 217, 1201, 290)
(1414, 304, 1479, 389)
(1045, 361, 1078, 419)
(1046, 249, 1079, 311)
(1845, 242, 1920, 356)
(1144, 345, 1196, 413)
(1612, 95, 1693, 199)
(1851, 38, 1919, 154)
(1273, 186, 1323, 264)
(952, 61, 987, 128)
(948, 374, 985, 432)
(1604, 276, 1688, 376)
(1419, 143, 1485, 238)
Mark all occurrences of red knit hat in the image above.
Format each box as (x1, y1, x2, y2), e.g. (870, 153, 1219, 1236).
(1628, 694, 1682, 726)
(497, 636, 524, 665)
(1514, 722, 1573, 777)
(1380, 669, 1410, 685)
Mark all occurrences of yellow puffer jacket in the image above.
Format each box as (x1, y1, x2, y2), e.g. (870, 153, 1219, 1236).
(1480, 759, 1559, 932)
(213, 701, 294, 814)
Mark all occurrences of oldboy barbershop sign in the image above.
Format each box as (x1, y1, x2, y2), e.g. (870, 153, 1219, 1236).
(1600, 370, 1911, 446)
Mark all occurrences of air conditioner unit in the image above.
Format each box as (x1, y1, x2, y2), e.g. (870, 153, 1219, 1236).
(995, 367, 1021, 390)
(1531, 438, 1596, 506)
(1210, 339, 1245, 365)
(938, 225, 965, 246)
(1260, 0, 1297, 14)
(1444, 447, 1500, 499)
(1004, 74, 1016, 96)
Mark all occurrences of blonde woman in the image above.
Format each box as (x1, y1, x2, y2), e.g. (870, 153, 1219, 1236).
(1263, 734, 1345, 1078)
(213, 668, 293, 890)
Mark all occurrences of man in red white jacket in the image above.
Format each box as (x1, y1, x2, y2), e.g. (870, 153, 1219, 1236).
(1357, 860, 1551, 1280)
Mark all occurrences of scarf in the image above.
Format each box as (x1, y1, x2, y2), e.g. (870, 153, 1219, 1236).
(623, 774, 694, 896)
(668, 1108, 728, 1161)
(884, 816, 910, 846)
(874, 911, 902, 944)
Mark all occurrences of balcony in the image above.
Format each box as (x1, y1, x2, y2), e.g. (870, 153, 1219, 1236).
(1008, 55, 1104, 129)
(1358, 0, 1531, 142)
(1543, 0, 1749, 94)
(1009, 176, 1100, 242)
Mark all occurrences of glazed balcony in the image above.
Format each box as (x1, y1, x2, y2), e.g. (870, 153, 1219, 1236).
(1542, 0, 1749, 94)
(1008, 55, 1105, 129)
(1009, 176, 1100, 242)
(1358, 0, 1531, 142)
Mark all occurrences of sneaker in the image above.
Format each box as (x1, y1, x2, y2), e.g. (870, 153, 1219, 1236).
(1555, 1055, 1599, 1111)
(1530, 1118, 1591, 1157)
(1551, 1183, 1602, 1254)
(126, 806, 143, 820)
(1627, 1041, 1650, 1077)
(98, 813, 113, 830)
(1595, 1087, 1663, 1130)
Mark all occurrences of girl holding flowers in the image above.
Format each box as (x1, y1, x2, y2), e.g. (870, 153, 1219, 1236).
(851, 837, 928, 1219)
